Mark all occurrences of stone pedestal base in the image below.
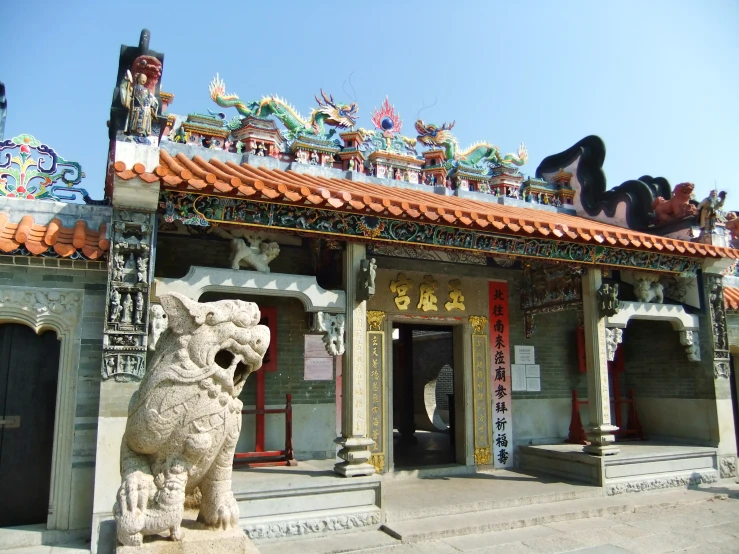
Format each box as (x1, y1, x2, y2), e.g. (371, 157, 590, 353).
(584, 424, 621, 456)
(334, 436, 375, 477)
(116, 514, 258, 554)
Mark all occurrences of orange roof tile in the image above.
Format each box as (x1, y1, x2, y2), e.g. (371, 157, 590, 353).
(115, 150, 739, 260)
(725, 286, 739, 310)
(0, 213, 109, 259)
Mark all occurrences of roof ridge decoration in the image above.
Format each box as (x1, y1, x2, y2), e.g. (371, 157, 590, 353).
(209, 74, 359, 142)
(414, 119, 528, 169)
(0, 134, 96, 203)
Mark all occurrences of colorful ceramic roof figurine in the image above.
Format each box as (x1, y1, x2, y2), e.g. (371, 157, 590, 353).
(209, 75, 358, 142)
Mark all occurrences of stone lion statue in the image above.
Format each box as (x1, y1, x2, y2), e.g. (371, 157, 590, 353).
(230, 236, 280, 273)
(651, 182, 698, 225)
(114, 292, 270, 546)
(632, 272, 664, 304)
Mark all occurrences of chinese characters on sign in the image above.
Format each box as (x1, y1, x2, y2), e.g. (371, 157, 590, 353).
(389, 273, 467, 312)
(489, 281, 512, 468)
(367, 330, 384, 460)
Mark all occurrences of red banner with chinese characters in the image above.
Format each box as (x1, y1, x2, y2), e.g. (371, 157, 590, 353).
(489, 281, 512, 468)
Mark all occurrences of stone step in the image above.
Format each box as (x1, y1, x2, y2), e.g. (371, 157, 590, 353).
(381, 488, 725, 543)
(243, 506, 382, 543)
(384, 486, 603, 523)
(0, 526, 89, 551)
(257, 530, 398, 554)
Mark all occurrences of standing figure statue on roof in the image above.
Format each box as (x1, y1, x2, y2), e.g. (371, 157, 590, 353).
(120, 71, 159, 141)
(698, 189, 727, 236)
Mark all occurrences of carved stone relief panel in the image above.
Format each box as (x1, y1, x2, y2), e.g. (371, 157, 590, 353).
(102, 209, 156, 381)
(705, 274, 730, 379)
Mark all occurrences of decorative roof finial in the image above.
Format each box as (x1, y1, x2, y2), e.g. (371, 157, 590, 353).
(139, 29, 151, 53)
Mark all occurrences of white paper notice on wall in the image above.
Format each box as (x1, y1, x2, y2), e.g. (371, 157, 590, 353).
(514, 345, 535, 365)
(511, 364, 527, 391)
(305, 335, 331, 358)
(525, 365, 540, 378)
(526, 377, 541, 392)
(304, 357, 334, 380)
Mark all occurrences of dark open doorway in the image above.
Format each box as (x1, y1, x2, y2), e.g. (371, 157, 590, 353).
(392, 323, 459, 469)
(0, 323, 60, 527)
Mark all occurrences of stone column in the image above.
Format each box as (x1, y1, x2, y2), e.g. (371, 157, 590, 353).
(334, 241, 376, 476)
(703, 261, 738, 478)
(581, 268, 620, 455)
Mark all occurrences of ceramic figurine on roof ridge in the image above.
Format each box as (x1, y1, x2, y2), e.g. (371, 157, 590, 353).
(209, 74, 358, 141)
(651, 182, 698, 225)
(414, 119, 528, 169)
(120, 70, 160, 143)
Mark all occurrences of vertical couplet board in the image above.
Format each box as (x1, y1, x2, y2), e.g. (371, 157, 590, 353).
(471, 321, 492, 466)
(366, 310, 386, 472)
(489, 281, 513, 468)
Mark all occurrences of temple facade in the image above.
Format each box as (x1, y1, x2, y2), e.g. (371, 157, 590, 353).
(0, 30, 738, 553)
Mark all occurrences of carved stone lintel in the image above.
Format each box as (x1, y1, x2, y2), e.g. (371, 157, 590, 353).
(315, 312, 346, 356)
(604, 327, 623, 362)
(606, 471, 717, 495)
(243, 509, 381, 540)
(679, 329, 701, 362)
(366, 310, 385, 332)
(469, 315, 488, 334)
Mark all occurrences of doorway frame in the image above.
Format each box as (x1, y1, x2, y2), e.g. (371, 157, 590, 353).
(0, 286, 83, 530)
(383, 314, 475, 473)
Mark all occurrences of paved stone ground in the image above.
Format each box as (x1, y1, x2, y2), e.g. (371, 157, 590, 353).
(348, 495, 739, 554)
(258, 491, 739, 554)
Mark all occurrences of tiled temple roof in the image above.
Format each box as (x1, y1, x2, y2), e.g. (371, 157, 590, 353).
(113, 150, 739, 260)
(0, 212, 109, 259)
(725, 286, 739, 310)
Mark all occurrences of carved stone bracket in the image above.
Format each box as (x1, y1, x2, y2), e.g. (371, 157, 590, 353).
(604, 327, 623, 362)
(679, 330, 701, 362)
(102, 209, 156, 381)
(315, 312, 346, 356)
(597, 283, 620, 317)
(356, 258, 377, 302)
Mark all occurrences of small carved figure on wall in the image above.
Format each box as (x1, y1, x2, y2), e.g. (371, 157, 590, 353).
(136, 256, 149, 283)
(148, 304, 168, 351)
(110, 289, 123, 323)
(249, 144, 256, 155)
(357, 258, 377, 301)
(256, 142, 266, 157)
(395, 168, 402, 180)
(348, 158, 355, 171)
(121, 293, 134, 324)
(112, 253, 125, 281)
(309, 151, 318, 165)
(134, 292, 144, 325)
(366, 161, 374, 176)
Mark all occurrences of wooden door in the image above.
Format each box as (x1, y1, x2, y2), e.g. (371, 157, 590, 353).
(0, 324, 60, 527)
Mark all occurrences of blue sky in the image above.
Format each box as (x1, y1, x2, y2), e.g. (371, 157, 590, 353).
(1, 1, 737, 204)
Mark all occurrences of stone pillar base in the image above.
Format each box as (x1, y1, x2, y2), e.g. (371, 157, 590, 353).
(584, 424, 621, 456)
(334, 436, 375, 477)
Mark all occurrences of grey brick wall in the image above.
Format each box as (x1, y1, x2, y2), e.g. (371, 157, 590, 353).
(623, 314, 715, 399)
